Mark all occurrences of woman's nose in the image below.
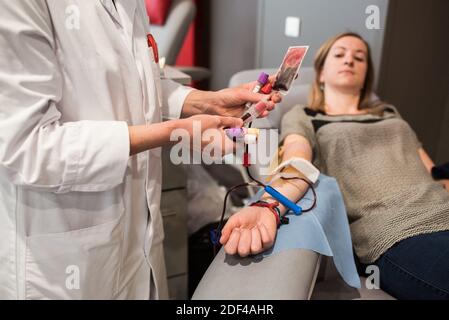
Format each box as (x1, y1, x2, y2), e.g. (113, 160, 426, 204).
(344, 53, 354, 66)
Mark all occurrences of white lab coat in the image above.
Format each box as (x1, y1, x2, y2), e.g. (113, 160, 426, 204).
(0, 0, 192, 299)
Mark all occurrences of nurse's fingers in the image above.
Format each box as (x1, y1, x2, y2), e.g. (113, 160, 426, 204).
(250, 227, 263, 255)
(237, 229, 252, 257)
(270, 92, 282, 104)
(217, 116, 243, 129)
(224, 228, 240, 255)
(265, 100, 276, 111)
(258, 101, 275, 118)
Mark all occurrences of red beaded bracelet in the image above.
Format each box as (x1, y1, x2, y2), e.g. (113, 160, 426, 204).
(250, 200, 281, 226)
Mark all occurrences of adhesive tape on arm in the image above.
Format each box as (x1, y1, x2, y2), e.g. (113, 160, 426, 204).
(272, 157, 320, 183)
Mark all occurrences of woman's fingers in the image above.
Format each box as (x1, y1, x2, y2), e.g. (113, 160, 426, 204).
(237, 229, 252, 257)
(224, 228, 241, 255)
(258, 223, 274, 249)
(250, 227, 263, 255)
(220, 215, 240, 245)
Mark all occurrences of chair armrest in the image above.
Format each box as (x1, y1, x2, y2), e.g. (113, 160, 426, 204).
(192, 248, 321, 300)
(176, 66, 211, 82)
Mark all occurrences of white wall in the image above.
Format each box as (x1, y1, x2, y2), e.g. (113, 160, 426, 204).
(256, 0, 389, 89)
(209, 0, 389, 90)
(209, 0, 259, 90)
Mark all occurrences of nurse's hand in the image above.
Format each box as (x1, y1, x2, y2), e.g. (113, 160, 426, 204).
(219, 206, 277, 257)
(224, 75, 283, 117)
(181, 81, 282, 118)
(210, 86, 282, 118)
(129, 115, 241, 156)
(175, 114, 242, 156)
(184, 114, 243, 132)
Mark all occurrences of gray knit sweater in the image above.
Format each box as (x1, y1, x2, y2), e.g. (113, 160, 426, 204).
(280, 105, 449, 263)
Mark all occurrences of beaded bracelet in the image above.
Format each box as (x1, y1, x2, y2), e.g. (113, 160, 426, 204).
(249, 200, 290, 227)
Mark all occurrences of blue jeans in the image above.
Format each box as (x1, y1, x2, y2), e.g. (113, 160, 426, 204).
(363, 231, 449, 300)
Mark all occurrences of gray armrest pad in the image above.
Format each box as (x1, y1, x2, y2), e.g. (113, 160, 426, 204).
(192, 248, 321, 300)
(176, 66, 211, 82)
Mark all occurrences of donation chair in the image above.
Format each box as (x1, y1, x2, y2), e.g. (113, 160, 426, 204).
(192, 68, 395, 300)
(149, 0, 210, 82)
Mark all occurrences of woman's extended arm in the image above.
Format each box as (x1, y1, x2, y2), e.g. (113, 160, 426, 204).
(219, 133, 315, 256)
(258, 134, 314, 214)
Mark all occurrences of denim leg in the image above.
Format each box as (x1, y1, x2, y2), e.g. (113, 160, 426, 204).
(374, 231, 449, 300)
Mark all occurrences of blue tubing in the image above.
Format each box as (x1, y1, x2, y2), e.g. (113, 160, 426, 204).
(264, 185, 302, 215)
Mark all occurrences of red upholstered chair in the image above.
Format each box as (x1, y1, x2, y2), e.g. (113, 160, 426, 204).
(146, 0, 210, 82)
(146, 0, 195, 65)
(145, 0, 172, 26)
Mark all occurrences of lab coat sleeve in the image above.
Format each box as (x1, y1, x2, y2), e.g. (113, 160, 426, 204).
(160, 78, 193, 119)
(0, 1, 130, 193)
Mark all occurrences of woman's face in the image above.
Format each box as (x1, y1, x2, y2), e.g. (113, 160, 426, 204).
(319, 36, 368, 92)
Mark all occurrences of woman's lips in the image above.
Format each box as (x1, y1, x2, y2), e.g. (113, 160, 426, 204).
(339, 70, 355, 75)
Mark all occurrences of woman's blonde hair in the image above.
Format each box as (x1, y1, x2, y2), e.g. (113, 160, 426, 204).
(308, 32, 384, 112)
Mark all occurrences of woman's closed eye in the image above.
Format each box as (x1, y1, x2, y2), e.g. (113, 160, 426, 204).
(333, 51, 365, 61)
(354, 54, 366, 62)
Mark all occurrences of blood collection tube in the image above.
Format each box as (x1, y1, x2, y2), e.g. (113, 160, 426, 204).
(244, 72, 269, 110)
(241, 100, 268, 125)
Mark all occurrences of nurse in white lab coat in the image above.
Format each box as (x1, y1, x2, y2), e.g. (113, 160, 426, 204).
(0, 0, 276, 299)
